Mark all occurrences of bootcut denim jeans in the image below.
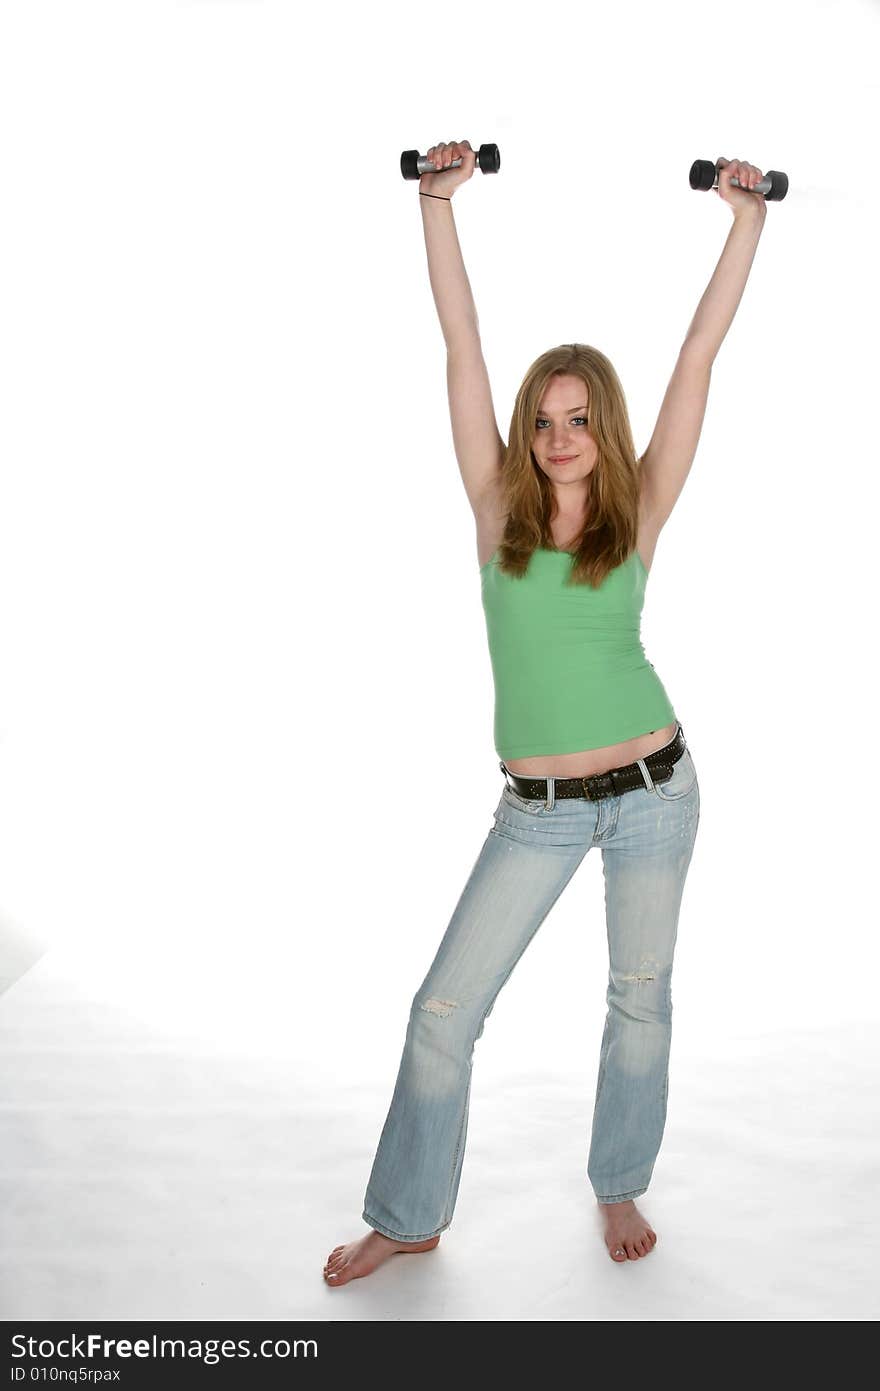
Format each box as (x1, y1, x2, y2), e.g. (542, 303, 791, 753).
(362, 722, 700, 1241)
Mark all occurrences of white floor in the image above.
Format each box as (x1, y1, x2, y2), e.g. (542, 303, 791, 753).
(2, 949, 878, 1322)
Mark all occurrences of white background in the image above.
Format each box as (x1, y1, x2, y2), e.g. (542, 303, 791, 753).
(1, 0, 878, 1321)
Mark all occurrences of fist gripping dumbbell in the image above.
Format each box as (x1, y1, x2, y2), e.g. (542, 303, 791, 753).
(400, 143, 501, 180)
(690, 157, 789, 201)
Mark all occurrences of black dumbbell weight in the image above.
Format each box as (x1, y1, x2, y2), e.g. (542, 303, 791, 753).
(690, 158, 788, 202)
(400, 143, 501, 180)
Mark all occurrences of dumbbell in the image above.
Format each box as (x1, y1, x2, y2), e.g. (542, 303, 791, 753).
(690, 158, 788, 202)
(400, 143, 501, 180)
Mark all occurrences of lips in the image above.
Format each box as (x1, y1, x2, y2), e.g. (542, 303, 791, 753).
(549, 455, 575, 463)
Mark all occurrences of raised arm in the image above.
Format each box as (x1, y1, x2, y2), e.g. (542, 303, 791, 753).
(419, 141, 505, 520)
(641, 158, 769, 533)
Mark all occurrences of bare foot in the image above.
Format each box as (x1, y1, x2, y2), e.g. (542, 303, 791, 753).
(323, 1229, 441, 1286)
(598, 1198, 657, 1262)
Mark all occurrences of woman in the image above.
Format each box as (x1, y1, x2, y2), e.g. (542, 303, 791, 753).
(324, 141, 767, 1284)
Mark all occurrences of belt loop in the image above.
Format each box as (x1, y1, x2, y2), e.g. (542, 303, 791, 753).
(636, 757, 655, 791)
(544, 775, 556, 811)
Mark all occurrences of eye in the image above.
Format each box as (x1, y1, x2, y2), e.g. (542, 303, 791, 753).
(536, 416, 588, 429)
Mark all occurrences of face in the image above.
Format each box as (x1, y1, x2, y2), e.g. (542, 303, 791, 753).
(532, 374, 599, 499)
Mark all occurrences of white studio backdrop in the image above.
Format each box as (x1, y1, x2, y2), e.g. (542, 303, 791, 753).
(0, 0, 877, 1088)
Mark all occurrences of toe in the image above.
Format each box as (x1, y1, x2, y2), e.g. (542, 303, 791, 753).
(610, 1244, 627, 1262)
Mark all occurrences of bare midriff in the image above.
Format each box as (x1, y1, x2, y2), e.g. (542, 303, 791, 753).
(501, 720, 679, 779)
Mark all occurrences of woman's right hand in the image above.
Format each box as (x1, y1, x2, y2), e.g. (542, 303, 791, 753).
(419, 140, 477, 200)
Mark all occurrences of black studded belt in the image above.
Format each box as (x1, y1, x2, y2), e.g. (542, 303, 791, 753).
(500, 723, 687, 801)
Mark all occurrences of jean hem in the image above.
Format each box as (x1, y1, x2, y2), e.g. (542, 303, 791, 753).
(594, 1186, 648, 1204)
(361, 1210, 450, 1242)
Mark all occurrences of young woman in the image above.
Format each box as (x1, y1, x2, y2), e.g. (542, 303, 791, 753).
(324, 141, 767, 1285)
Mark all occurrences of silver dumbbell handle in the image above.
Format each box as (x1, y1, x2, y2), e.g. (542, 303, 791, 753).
(415, 154, 468, 174)
(723, 173, 772, 195)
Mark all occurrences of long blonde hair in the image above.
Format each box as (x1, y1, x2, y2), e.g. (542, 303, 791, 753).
(497, 343, 643, 588)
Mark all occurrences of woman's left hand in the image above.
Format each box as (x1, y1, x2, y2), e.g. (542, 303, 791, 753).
(715, 156, 767, 216)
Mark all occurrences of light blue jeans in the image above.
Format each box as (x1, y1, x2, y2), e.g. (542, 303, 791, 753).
(362, 723, 700, 1241)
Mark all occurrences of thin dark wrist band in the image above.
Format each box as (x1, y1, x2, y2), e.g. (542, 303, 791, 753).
(420, 192, 451, 201)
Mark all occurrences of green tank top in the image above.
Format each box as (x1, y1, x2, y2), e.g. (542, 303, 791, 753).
(480, 546, 677, 759)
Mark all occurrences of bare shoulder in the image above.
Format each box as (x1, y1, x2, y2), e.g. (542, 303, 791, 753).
(474, 475, 507, 570)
